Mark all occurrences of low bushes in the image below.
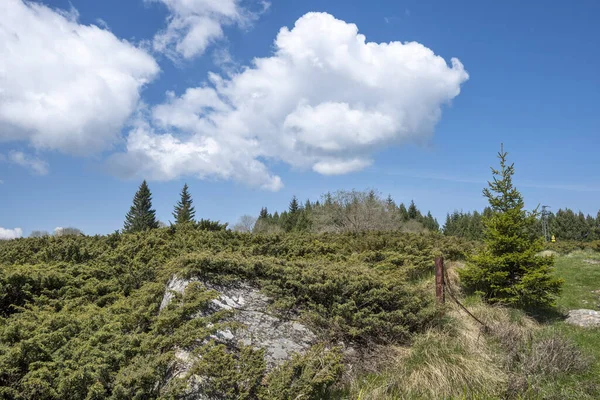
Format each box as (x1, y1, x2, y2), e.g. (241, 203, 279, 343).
(0, 229, 460, 399)
(174, 252, 437, 344)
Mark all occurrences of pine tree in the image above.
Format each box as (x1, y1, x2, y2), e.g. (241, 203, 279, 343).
(459, 146, 562, 308)
(259, 207, 269, 220)
(398, 203, 409, 221)
(386, 195, 396, 210)
(124, 180, 159, 233)
(423, 211, 439, 231)
(289, 196, 299, 214)
(172, 183, 196, 225)
(295, 212, 312, 232)
(408, 200, 419, 219)
(304, 200, 312, 212)
(284, 196, 300, 232)
(443, 213, 452, 234)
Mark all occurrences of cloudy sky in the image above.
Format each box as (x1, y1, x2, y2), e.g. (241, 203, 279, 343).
(1, 0, 599, 237)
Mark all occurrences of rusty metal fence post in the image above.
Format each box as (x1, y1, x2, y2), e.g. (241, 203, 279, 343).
(435, 256, 445, 303)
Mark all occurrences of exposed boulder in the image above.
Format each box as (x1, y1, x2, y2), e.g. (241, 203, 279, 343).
(565, 309, 600, 328)
(160, 276, 316, 368)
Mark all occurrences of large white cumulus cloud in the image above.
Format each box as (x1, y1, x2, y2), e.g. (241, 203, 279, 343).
(113, 12, 468, 189)
(0, 0, 159, 155)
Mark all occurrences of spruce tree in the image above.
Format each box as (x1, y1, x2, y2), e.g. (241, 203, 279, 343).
(284, 196, 300, 232)
(295, 212, 312, 232)
(424, 211, 439, 231)
(398, 203, 409, 221)
(173, 183, 196, 225)
(386, 195, 396, 210)
(459, 146, 562, 308)
(408, 200, 419, 219)
(289, 196, 299, 214)
(124, 180, 159, 233)
(304, 199, 312, 212)
(259, 207, 269, 220)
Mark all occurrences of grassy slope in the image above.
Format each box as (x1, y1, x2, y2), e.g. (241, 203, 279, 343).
(547, 250, 600, 396)
(553, 250, 600, 311)
(345, 252, 600, 399)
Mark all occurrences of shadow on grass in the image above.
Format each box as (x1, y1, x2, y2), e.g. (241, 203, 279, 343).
(525, 305, 566, 324)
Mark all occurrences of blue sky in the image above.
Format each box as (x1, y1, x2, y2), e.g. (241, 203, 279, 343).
(1, 0, 599, 237)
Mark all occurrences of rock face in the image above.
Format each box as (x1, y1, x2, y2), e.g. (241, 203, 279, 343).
(161, 276, 316, 368)
(565, 309, 600, 328)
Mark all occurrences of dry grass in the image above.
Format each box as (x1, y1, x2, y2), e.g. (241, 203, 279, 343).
(344, 300, 509, 399)
(342, 259, 593, 399)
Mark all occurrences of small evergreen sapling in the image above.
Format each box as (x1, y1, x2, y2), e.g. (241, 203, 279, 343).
(459, 146, 562, 308)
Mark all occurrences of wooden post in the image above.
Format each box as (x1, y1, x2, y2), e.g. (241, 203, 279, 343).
(435, 256, 445, 304)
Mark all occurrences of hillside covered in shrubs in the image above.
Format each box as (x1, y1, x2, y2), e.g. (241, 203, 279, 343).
(0, 228, 471, 399)
(2, 147, 598, 399)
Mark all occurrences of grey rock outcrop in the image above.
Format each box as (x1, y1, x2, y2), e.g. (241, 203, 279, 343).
(161, 276, 316, 368)
(565, 309, 600, 328)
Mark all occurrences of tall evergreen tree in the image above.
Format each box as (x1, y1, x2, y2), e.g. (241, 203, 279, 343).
(284, 196, 300, 232)
(398, 203, 409, 221)
(304, 199, 312, 212)
(459, 146, 562, 308)
(407, 200, 419, 219)
(258, 207, 269, 220)
(423, 211, 439, 231)
(172, 183, 196, 225)
(295, 212, 312, 232)
(386, 195, 396, 210)
(124, 180, 159, 233)
(289, 196, 299, 214)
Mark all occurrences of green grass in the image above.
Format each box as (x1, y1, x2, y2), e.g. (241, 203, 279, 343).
(539, 250, 600, 398)
(553, 250, 600, 311)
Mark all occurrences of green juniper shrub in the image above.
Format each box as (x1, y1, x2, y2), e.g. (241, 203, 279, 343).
(0, 228, 471, 399)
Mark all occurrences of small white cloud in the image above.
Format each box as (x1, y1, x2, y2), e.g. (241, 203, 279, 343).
(95, 18, 110, 29)
(0, 0, 159, 155)
(7, 151, 49, 175)
(313, 159, 372, 175)
(150, 0, 267, 60)
(0, 227, 23, 240)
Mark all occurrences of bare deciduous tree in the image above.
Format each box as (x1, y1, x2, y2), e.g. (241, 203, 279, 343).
(311, 190, 406, 233)
(232, 215, 257, 233)
(54, 227, 84, 237)
(253, 219, 284, 234)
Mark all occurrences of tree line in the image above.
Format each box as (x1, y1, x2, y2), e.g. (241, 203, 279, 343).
(444, 207, 600, 242)
(121, 182, 441, 235)
(252, 190, 440, 234)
